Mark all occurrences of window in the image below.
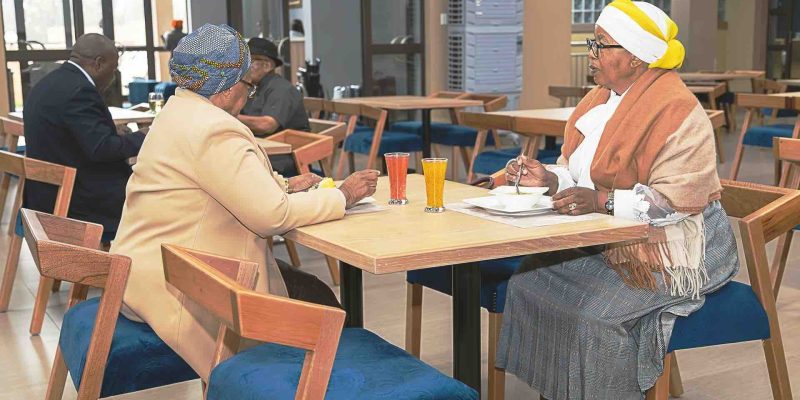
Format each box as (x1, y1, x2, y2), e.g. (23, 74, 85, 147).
(572, 0, 672, 24)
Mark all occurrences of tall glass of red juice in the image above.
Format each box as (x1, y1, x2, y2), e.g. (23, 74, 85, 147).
(385, 152, 409, 205)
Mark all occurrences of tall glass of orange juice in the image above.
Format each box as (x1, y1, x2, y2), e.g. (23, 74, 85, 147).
(385, 152, 409, 205)
(422, 158, 447, 213)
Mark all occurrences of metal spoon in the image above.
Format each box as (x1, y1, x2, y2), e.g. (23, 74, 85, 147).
(514, 158, 523, 194)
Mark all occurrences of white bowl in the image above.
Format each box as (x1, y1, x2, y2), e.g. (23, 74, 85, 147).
(488, 186, 548, 208)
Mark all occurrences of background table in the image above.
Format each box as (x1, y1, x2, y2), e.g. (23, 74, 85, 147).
(285, 174, 648, 391)
(461, 107, 574, 161)
(10, 106, 155, 127)
(333, 96, 483, 158)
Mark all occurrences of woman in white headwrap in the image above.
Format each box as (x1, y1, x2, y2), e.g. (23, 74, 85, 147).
(495, 1, 738, 399)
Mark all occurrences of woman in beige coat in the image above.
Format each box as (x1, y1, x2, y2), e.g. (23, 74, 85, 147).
(110, 24, 378, 379)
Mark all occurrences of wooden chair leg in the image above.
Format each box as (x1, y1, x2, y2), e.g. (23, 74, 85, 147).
(285, 239, 302, 268)
(45, 347, 69, 400)
(0, 174, 11, 222)
(405, 283, 422, 357)
(669, 352, 684, 398)
(645, 352, 672, 400)
(714, 127, 725, 164)
(451, 146, 459, 182)
(348, 152, 355, 175)
(762, 335, 793, 399)
(0, 233, 22, 312)
(770, 231, 793, 298)
(325, 256, 340, 286)
(729, 109, 754, 180)
(7, 191, 22, 237)
(30, 276, 55, 335)
(52, 280, 62, 292)
(488, 312, 506, 400)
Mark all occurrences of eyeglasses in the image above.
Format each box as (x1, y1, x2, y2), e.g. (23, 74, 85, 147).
(240, 79, 258, 98)
(586, 38, 624, 58)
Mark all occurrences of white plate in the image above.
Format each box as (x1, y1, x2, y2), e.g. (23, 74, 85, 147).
(463, 195, 553, 214)
(355, 196, 376, 205)
(488, 186, 549, 196)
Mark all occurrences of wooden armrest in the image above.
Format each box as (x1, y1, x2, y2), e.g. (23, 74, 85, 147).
(22, 209, 128, 288)
(21, 209, 103, 249)
(270, 130, 334, 167)
(735, 93, 793, 110)
(720, 180, 800, 243)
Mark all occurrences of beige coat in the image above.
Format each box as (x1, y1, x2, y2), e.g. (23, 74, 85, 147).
(110, 88, 345, 379)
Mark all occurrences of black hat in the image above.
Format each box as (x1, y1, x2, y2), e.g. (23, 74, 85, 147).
(247, 37, 283, 67)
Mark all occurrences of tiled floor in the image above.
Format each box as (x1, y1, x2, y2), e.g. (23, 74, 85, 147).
(1, 111, 799, 399)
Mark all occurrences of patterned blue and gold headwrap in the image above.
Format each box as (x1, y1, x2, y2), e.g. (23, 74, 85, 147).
(169, 24, 251, 97)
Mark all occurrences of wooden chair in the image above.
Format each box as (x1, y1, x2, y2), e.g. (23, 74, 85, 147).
(768, 137, 800, 298)
(645, 180, 797, 400)
(303, 97, 325, 119)
(0, 117, 25, 218)
(0, 152, 76, 336)
(23, 209, 259, 399)
(706, 109, 727, 163)
(446, 93, 508, 182)
(162, 244, 478, 399)
(730, 93, 799, 181)
(753, 78, 792, 125)
(309, 118, 347, 176)
(548, 85, 594, 107)
(335, 102, 423, 178)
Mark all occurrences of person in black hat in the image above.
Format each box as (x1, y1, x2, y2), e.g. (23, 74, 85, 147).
(237, 37, 309, 136)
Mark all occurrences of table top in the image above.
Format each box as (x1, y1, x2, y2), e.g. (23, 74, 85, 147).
(777, 79, 800, 87)
(459, 107, 575, 137)
(333, 96, 483, 110)
(255, 137, 293, 155)
(284, 175, 647, 274)
(9, 106, 155, 126)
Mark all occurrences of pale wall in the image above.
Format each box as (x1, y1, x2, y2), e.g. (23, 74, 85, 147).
(521, 0, 571, 108)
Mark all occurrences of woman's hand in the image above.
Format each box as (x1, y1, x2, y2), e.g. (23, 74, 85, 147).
(551, 187, 602, 215)
(505, 156, 559, 194)
(288, 173, 323, 193)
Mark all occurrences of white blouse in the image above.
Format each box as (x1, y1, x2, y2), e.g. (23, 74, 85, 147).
(547, 90, 688, 226)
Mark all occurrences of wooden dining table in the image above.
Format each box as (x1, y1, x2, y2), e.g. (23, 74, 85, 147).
(10, 106, 156, 127)
(679, 72, 743, 82)
(284, 174, 648, 392)
(333, 96, 483, 158)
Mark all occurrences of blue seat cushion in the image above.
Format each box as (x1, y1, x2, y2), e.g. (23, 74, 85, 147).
(0, 145, 25, 154)
(406, 256, 523, 313)
(344, 129, 423, 155)
(60, 297, 198, 397)
(206, 328, 478, 400)
(14, 212, 116, 243)
(742, 124, 794, 147)
(762, 108, 798, 118)
(472, 148, 561, 176)
(668, 281, 770, 352)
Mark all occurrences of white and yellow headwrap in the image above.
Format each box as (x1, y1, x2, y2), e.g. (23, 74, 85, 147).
(596, 0, 685, 69)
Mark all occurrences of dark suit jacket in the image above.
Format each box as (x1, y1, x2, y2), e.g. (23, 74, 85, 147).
(23, 62, 145, 233)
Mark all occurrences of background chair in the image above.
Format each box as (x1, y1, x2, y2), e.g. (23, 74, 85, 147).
(768, 137, 800, 298)
(0, 117, 25, 218)
(645, 180, 797, 400)
(0, 152, 75, 336)
(730, 93, 798, 181)
(336, 102, 423, 178)
(23, 209, 260, 399)
(162, 244, 478, 400)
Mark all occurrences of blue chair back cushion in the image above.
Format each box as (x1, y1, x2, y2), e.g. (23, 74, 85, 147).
(390, 121, 495, 147)
(406, 256, 522, 313)
(60, 297, 198, 397)
(207, 328, 478, 400)
(344, 129, 423, 155)
(667, 281, 770, 352)
(128, 79, 160, 105)
(742, 124, 794, 147)
(154, 82, 178, 102)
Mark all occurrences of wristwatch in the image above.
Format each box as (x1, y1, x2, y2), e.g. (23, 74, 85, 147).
(604, 191, 615, 215)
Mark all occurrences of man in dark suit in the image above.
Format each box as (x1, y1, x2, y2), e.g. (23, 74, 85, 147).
(23, 33, 146, 241)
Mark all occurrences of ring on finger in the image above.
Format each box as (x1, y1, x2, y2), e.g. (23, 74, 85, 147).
(568, 202, 577, 211)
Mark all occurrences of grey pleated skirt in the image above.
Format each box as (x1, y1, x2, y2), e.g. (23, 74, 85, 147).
(495, 202, 739, 400)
